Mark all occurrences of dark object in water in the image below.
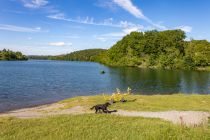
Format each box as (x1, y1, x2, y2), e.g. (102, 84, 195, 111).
(100, 70, 105, 74)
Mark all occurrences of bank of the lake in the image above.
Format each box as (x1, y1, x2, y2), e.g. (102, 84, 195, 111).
(0, 60, 209, 113)
(1, 94, 210, 140)
(60, 94, 210, 111)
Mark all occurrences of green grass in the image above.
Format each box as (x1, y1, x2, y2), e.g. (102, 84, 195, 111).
(60, 94, 210, 111)
(0, 114, 210, 140)
(1, 94, 210, 140)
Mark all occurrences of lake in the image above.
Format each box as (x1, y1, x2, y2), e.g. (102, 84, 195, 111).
(0, 60, 209, 112)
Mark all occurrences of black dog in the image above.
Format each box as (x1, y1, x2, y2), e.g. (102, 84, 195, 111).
(90, 102, 112, 114)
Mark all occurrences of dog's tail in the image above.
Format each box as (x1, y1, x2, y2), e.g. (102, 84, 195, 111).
(107, 110, 117, 113)
(112, 110, 117, 112)
(90, 106, 95, 110)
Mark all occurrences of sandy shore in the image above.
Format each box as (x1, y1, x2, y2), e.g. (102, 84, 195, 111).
(0, 102, 209, 127)
(0, 103, 90, 118)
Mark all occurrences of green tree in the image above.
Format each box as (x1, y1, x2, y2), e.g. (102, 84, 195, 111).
(185, 40, 210, 66)
(0, 49, 28, 61)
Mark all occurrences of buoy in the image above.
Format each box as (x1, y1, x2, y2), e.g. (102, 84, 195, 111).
(100, 70, 105, 74)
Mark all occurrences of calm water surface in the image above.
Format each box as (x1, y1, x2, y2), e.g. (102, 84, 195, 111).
(0, 60, 209, 112)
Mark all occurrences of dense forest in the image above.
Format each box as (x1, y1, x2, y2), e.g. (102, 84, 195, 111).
(27, 29, 210, 70)
(96, 30, 210, 70)
(50, 49, 106, 61)
(0, 49, 28, 61)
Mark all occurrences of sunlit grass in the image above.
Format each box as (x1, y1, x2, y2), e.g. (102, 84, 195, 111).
(0, 114, 210, 140)
(60, 94, 210, 111)
(1, 94, 210, 139)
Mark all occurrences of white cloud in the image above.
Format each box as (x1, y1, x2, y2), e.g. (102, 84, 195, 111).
(123, 26, 141, 34)
(47, 13, 65, 20)
(103, 18, 114, 25)
(21, 0, 49, 9)
(176, 26, 192, 33)
(111, 0, 167, 30)
(95, 32, 124, 42)
(47, 14, 144, 31)
(101, 32, 125, 37)
(113, 0, 147, 20)
(0, 24, 44, 33)
(95, 25, 142, 42)
(47, 0, 168, 31)
(48, 42, 72, 47)
(95, 0, 117, 11)
(148, 21, 167, 30)
(19, 0, 61, 15)
(47, 14, 117, 27)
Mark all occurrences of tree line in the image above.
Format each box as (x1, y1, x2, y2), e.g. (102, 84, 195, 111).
(96, 30, 210, 70)
(50, 49, 106, 61)
(0, 49, 28, 61)
(23, 29, 210, 70)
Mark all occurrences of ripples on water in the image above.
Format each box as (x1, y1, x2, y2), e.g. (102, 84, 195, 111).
(0, 60, 209, 112)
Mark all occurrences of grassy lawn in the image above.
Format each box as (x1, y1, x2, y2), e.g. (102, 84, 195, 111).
(1, 94, 210, 140)
(0, 114, 210, 140)
(60, 94, 210, 111)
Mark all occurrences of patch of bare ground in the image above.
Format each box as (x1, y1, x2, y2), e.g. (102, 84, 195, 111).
(0, 103, 90, 119)
(113, 110, 210, 127)
(0, 103, 209, 127)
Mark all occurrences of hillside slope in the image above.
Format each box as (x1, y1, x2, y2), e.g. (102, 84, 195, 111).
(51, 49, 106, 61)
(97, 30, 210, 70)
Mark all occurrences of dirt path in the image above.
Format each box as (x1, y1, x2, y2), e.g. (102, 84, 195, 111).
(114, 110, 210, 127)
(0, 103, 209, 127)
(0, 103, 90, 119)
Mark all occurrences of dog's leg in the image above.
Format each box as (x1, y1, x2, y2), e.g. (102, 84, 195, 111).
(95, 108, 98, 114)
(98, 109, 102, 113)
(102, 109, 108, 113)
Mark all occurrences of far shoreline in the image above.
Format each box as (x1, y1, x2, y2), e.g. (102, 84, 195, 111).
(28, 59, 210, 72)
(1, 58, 210, 71)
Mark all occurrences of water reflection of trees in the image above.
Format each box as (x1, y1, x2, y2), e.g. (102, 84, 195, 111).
(180, 71, 210, 94)
(108, 67, 210, 94)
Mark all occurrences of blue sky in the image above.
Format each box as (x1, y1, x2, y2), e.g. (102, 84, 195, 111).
(0, 0, 210, 55)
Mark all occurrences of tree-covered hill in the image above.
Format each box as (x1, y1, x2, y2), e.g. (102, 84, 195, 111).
(26, 29, 210, 70)
(51, 49, 107, 61)
(0, 49, 28, 61)
(97, 30, 210, 70)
